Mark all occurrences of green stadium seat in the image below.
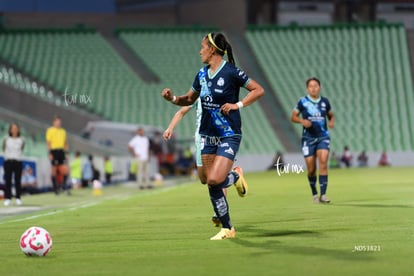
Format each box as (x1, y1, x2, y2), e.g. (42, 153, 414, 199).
(246, 23, 414, 152)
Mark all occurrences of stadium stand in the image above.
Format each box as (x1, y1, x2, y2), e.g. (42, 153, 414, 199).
(0, 27, 285, 155)
(246, 23, 414, 152)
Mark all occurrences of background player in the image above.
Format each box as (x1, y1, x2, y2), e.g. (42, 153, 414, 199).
(163, 99, 226, 227)
(162, 32, 264, 240)
(291, 77, 334, 203)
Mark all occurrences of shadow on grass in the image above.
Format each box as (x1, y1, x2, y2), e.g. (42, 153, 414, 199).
(231, 226, 374, 261)
(237, 225, 321, 238)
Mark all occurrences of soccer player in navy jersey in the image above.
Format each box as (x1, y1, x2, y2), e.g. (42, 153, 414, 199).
(162, 32, 264, 240)
(291, 77, 335, 203)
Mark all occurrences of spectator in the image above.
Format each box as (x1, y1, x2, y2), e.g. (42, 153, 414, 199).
(174, 148, 194, 175)
(3, 123, 24, 206)
(104, 156, 113, 184)
(82, 155, 94, 188)
(128, 160, 137, 181)
(70, 151, 82, 189)
(21, 165, 38, 195)
(357, 150, 368, 167)
(128, 127, 151, 189)
(341, 146, 352, 168)
(378, 151, 391, 166)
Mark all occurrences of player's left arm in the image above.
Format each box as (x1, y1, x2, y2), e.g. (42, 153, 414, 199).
(221, 79, 264, 115)
(327, 111, 334, 129)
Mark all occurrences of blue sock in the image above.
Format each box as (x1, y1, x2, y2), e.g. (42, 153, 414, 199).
(308, 175, 317, 195)
(319, 175, 328, 195)
(209, 186, 232, 229)
(221, 171, 239, 189)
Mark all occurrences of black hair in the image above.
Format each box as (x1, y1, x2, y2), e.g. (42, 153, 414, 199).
(205, 32, 235, 66)
(306, 77, 321, 87)
(8, 123, 21, 137)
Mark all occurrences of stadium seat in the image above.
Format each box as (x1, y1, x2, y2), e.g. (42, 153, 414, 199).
(246, 23, 414, 152)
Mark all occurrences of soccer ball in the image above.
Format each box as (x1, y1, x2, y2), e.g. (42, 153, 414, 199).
(20, 226, 53, 256)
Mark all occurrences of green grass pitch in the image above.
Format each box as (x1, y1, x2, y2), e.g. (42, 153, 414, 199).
(0, 167, 413, 276)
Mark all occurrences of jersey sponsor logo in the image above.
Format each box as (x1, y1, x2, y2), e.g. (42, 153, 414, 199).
(204, 95, 213, 103)
(238, 69, 246, 78)
(214, 89, 223, 93)
(224, 147, 234, 156)
(217, 77, 225, 86)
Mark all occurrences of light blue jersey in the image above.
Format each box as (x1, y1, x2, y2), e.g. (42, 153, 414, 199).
(193, 99, 202, 167)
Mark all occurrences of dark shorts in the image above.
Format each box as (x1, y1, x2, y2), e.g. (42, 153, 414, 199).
(50, 149, 67, 166)
(302, 136, 330, 158)
(200, 135, 241, 161)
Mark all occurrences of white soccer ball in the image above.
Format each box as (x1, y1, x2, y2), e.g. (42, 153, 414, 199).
(20, 226, 53, 256)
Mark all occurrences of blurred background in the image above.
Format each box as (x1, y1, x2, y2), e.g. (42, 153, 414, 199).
(0, 0, 413, 189)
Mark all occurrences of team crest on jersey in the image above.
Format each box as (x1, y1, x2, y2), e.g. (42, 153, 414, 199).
(208, 81, 212, 87)
(217, 77, 225, 86)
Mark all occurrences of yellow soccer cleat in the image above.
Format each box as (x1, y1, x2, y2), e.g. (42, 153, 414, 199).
(233, 166, 248, 197)
(210, 227, 236, 240)
(320, 194, 331, 204)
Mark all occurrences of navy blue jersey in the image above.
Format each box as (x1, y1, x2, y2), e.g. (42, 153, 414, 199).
(295, 95, 331, 138)
(192, 61, 250, 137)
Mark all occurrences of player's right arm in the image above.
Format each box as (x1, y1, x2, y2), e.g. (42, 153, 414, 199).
(291, 109, 312, 128)
(161, 88, 199, 106)
(163, 106, 192, 140)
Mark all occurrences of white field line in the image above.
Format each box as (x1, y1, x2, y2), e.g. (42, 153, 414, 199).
(0, 182, 191, 225)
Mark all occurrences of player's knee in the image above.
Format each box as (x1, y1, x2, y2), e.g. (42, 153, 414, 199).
(207, 175, 226, 185)
(307, 168, 316, 176)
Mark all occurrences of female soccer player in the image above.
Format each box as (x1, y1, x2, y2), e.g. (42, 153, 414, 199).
(162, 32, 264, 240)
(163, 99, 204, 182)
(291, 77, 334, 203)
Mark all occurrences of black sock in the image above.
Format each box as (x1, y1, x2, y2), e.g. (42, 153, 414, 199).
(308, 175, 317, 195)
(52, 176, 57, 191)
(209, 186, 232, 229)
(319, 175, 328, 195)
